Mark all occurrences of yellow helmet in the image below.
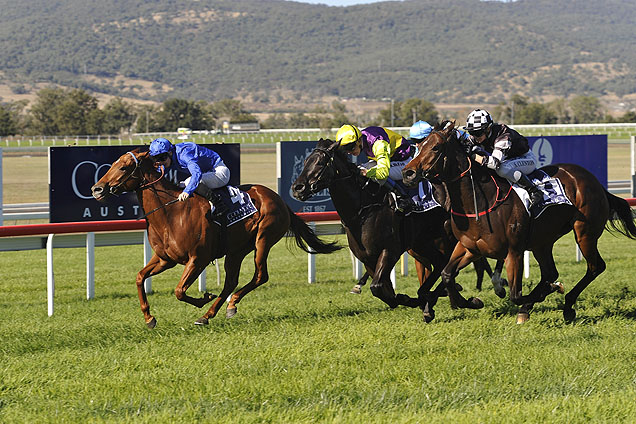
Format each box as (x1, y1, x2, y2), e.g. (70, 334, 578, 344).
(336, 124, 361, 147)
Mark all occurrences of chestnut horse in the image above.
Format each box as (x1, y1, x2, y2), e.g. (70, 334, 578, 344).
(402, 121, 636, 323)
(92, 150, 341, 328)
(292, 138, 505, 322)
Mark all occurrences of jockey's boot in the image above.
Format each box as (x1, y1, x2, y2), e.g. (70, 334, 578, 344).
(516, 174, 543, 207)
(194, 184, 229, 216)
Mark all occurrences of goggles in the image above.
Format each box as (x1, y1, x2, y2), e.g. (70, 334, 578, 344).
(152, 153, 170, 163)
(468, 128, 488, 138)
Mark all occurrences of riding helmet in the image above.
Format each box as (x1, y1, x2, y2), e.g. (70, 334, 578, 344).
(149, 138, 174, 156)
(465, 109, 493, 133)
(336, 124, 362, 147)
(409, 120, 433, 141)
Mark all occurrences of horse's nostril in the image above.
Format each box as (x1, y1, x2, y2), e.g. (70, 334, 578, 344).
(293, 184, 304, 193)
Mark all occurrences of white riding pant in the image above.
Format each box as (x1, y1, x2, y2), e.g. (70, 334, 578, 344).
(360, 158, 412, 182)
(496, 151, 537, 183)
(183, 162, 230, 190)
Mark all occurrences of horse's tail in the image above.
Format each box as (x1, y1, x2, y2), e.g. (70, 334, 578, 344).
(286, 206, 342, 254)
(605, 190, 636, 239)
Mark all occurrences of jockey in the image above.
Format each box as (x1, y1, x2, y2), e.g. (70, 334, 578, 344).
(148, 137, 229, 214)
(336, 124, 416, 213)
(464, 109, 543, 206)
(408, 120, 471, 145)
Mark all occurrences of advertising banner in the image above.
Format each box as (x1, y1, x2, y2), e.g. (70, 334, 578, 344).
(527, 135, 607, 188)
(277, 141, 365, 213)
(49, 144, 240, 223)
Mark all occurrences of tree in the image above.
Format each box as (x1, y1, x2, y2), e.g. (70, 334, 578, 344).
(102, 97, 135, 134)
(569, 96, 604, 123)
(154, 98, 214, 132)
(209, 99, 256, 124)
(0, 101, 26, 136)
(27, 87, 65, 135)
(55, 89, 101, 135)
(378, 98, 438, 127)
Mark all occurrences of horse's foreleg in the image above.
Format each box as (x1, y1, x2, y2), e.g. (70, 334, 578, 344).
(369, 250, 401, 308)
(490, 259, 507, 298)
(441, 243, 484, 310)
(174, 259, 217, 308)
(136, 254, 176, 329)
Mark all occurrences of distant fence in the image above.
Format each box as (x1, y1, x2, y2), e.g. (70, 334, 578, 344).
(3, 123, 636, 148)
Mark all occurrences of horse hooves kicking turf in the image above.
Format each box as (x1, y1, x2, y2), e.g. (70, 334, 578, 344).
(563, 308, 576, 323)
(194, 317, 209, 326)
(226, 307, 237, 318)
(468, 297, 484, 309)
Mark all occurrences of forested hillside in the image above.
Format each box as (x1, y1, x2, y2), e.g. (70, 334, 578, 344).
(0, 0, 635, 105)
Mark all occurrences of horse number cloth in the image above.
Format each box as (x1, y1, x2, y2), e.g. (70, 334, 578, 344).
(512, 169, 573, 218)
(211, 185, 257, 226)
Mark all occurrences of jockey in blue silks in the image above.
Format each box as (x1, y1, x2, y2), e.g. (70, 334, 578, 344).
(149, 137, 230, 213)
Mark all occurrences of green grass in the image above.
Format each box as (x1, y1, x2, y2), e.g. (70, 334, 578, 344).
(1, 232, 636, 423)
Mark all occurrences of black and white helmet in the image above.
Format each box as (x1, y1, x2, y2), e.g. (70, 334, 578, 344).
(465, 109, 493, 135)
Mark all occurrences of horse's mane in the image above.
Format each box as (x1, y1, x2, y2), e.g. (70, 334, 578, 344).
(135, 149, 182, 192)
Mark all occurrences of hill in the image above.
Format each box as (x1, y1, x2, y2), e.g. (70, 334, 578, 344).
(1, 0, 635, 112)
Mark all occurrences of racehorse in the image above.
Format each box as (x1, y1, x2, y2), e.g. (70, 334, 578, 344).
(402, 121, 636, 323)
(292, 138, 505, 321)
(91, 149, 341, 328)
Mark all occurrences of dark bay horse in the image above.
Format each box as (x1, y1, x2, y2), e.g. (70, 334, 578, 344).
(91, 150, 341, 328)
(402, 121, 636, 323)
(292, 138, 504, 321)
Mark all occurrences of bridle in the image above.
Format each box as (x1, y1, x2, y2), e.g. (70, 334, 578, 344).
(109, 152, 165, 196)
(308, 146, 355, 194)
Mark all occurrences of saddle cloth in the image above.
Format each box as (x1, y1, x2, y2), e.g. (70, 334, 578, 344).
(394, 179, 442, 214)
(512, 170, 573, 218)
(210, 185, 257, 226)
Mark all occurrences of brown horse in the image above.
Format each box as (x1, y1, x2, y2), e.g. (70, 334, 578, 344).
(292, 138, 506, 322)
(402, 121, 636, 323)
(91, 150, 341, 328)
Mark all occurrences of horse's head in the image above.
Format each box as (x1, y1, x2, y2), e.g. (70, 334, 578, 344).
(91, 149, 152, 201)
(292, 138, 341, 201)
(402, 120, 459, 186)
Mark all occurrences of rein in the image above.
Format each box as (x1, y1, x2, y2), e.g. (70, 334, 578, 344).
(450, 174, 513, 218)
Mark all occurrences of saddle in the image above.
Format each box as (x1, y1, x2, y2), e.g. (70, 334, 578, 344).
(512, 170, 573, 218)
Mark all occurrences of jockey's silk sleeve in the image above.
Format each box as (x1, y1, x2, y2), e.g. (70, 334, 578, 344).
(365, 139, 391, 180)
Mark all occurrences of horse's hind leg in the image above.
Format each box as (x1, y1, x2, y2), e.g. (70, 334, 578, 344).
(136, 254, 176, 328)
(195, 251, 247, 325)
(350, 270, 371, 295)
(516, 244, 564, 321)
(226, 238, 277, 318)
(563, 230, 606, 322)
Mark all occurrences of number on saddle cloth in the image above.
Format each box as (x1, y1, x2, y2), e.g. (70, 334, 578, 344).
(517, 170, 573, 218)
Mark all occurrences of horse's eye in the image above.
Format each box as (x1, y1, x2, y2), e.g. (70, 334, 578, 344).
(431, 145, 441, 152)
(120, 166, 128, 171)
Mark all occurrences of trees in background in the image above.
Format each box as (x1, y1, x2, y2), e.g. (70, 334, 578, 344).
(1, 88, 636, 136)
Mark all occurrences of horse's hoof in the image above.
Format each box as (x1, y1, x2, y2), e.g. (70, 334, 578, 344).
(146, 317, 157, 329)
(468, 297, 484, 309)
(350, 285, 362, 294)
(226, 307, 237, 319)
(494, 287, 506, 299)
(455, 283, 464, 292)
(563, 307, 576, 323)
(194, 317, 209, 326)
(516, 312, 530, 324)
(551, 281, 565, 294)
(422, 311, 435, 323)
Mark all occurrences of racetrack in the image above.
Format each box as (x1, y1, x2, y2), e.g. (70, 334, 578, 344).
(1, 231, 636, 422)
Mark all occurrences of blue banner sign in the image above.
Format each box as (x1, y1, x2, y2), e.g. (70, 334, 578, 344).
(49, 144, 240, 223)
(277, 140, 366, 213)
(527, 135, 607, 188)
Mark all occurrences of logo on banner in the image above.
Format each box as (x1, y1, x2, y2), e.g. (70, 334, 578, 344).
(531, 137, 554, 167)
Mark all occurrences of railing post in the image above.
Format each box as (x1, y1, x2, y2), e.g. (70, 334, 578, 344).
(47, 234, 55, 316)
(86, 232, 95, 299)
(143, 230, 152, 294)
(401, 252, 408, 276)
(199, 268, 206, 292)
(307, 222, 316, 283)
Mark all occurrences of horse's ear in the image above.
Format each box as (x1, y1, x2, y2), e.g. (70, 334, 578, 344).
(328, 139, 341, 152)
(442, 120, 456, 137)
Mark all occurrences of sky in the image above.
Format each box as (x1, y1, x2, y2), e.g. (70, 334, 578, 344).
(287, 0, 401, 6)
